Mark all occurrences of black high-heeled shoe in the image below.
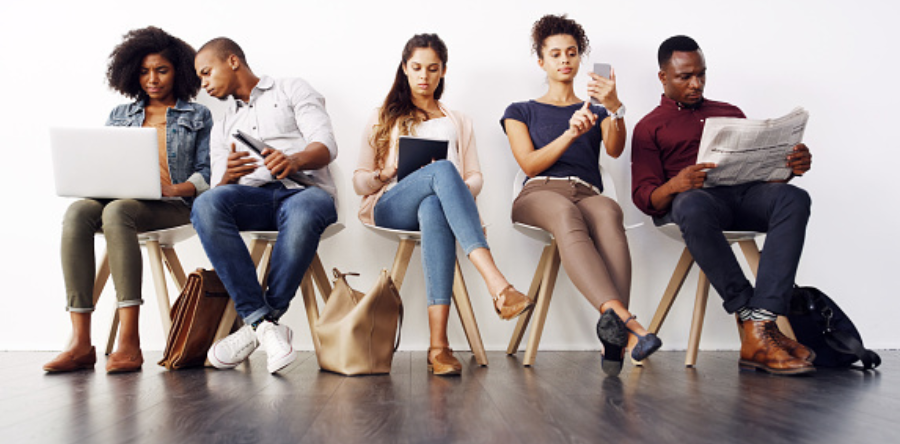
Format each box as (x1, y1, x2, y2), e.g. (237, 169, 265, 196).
(596, 309, 628, 376)
(623, 315, 662, 361)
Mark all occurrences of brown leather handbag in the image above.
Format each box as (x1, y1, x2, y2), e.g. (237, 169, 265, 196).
(158, 269, 231, 370)
(314, 269, 403, 375)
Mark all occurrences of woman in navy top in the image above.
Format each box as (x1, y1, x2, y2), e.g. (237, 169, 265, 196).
(501, 14, 661, 376)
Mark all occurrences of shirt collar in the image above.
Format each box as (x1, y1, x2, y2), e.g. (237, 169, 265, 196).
(235, 75, 274, 111)
(659, 94, 705, 111)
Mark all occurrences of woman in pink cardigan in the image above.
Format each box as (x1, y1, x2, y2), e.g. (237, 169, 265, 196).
(353, 33, 532, 376)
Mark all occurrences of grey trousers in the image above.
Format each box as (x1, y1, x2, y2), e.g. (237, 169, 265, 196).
(512, 179, 631, 310)
(62, 198, 191, 312)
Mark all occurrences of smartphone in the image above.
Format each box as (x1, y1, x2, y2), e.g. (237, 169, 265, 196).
(591, 63, 612, 105)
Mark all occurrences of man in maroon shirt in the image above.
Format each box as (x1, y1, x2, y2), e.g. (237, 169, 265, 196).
(631, 35, 815, 375)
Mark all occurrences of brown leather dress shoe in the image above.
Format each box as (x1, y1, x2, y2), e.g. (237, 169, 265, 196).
(493, 285, 534, 320)
(427, 347, 462, 376)
(737, 318, 815, 362)
(43, 346, 97, 372)
(739, 321, 815, 375)
(106, 350, 144, 373)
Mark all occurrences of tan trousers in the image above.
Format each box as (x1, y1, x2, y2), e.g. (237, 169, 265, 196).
(61, 198, 191, 312)
(512, 179, 631, 310)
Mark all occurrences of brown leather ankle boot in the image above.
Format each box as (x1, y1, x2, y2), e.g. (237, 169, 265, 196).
(739, 320, 815, 375)
(737, 318, 816, 363)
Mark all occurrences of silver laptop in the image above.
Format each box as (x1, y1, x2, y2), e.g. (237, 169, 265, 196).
(50, 127, 162, 200)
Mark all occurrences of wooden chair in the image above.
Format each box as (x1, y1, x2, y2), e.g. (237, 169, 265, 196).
(647, 223, 796, 367)
(210, 223, 345, 358)
(364, 224, 489, 366)
(506, 165, 642, 367)
(92, 224, 196, 355)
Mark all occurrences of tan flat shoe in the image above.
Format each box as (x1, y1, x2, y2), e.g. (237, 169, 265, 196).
(427, 347, 462, 376)
(43, 346, 97, 372)
(106, 350, 144, 373)
(492, 285, 534, 320)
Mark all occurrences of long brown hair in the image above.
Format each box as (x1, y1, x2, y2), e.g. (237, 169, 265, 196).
(371, 33, 448, 167)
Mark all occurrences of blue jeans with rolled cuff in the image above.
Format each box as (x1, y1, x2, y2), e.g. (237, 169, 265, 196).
(373, 160, 489, 306)
(656, 181, 811, 316)
(191, 182, 337, 325)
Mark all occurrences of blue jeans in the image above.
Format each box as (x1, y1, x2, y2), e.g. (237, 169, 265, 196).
(191, 183, 337, 324)
(374, 161, 489, 306)
(659, 182, 811, 315)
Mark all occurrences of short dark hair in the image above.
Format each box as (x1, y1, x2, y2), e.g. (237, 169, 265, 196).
(658, 35, 701, 68)
(531, 14, 590, 59)
(197, 37, 248, 66)
(106, 26, 200, 102)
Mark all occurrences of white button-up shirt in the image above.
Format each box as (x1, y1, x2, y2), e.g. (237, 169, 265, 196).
(210, 75, 338, 201)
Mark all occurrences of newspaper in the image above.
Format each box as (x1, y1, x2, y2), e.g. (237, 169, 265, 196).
(697, 107, 809, 187)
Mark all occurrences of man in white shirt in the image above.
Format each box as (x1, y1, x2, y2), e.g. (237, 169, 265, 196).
(192, 38, 338, 373)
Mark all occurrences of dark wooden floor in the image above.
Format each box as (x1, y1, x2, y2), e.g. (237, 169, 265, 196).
(1, 350, 896, 444)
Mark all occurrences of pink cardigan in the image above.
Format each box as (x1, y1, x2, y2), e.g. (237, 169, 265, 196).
(353, 102, 484, 225)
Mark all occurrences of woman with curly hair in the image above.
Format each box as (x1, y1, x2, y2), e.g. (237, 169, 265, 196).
(354, 33, 532, 376)
(43, 27, 212, 373)
(501, 14, 661, 376)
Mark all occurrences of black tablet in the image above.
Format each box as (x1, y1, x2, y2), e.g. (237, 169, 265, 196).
(397, 136, 449, 181)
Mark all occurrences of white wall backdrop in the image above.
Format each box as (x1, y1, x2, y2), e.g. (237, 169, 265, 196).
(1, 0, 897, 353)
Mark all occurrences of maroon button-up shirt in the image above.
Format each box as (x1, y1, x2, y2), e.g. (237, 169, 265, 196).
(631, 95, 746, 217)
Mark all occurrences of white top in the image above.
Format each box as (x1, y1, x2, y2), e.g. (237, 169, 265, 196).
(209, 75, 338, 200)
(384, 116, 459, 191)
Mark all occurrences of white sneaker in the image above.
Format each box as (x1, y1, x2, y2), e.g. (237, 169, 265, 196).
(207, 325, 259, 369)
(256, 320, 297, 373)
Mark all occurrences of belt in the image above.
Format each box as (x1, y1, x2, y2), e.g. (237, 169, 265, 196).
(526, 176, 602, 195)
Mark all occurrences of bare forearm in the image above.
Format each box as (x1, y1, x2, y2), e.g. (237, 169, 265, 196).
(289, 142, 331, 170)
(649, 181, 677, 213)
(517, 130, 578, 176)
(601, 117, 626, 158)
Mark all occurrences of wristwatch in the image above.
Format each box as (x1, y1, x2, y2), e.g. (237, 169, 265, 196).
(609, 104, 626, 121)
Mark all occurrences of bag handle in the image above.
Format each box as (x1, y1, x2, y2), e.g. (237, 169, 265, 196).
(332, 268, 360, 280)
(394, 301, 404, 352)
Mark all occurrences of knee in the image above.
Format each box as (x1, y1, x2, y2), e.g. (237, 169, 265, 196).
(671, 190, 714, 225)
(280, 191, 336, 235)
(775, 185, 811, 218)
(101, 199, 139, 229)
(190, 187, 229, 228)
(593, 197, 625, 227)
(63, 199, 103, 230)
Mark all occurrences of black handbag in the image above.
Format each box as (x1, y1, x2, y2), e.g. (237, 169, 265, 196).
(788, 285, 881, 370)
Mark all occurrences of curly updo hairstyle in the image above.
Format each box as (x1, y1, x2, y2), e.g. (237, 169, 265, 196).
(106, 26, 201, 102)
(531, 14, 590, 59)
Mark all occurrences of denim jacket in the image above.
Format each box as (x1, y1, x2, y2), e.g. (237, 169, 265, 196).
(106, 99, 212, 206)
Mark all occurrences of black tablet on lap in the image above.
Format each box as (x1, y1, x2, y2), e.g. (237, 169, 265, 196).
(397, 136, 449, 181)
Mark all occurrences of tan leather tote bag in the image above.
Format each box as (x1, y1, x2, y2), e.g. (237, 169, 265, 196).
(314, 269, 403, 375)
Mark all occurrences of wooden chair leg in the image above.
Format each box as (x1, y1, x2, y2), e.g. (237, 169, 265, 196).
(648, 247, 695, 334)
(507, 242, 553, 354)
(308, 253, 332, 302)
(390, 238, 417, 291)
(161, 246, 188, 292)
(685, 270, 711, 367)
(145, 240, 173, 336)
(523, 242, 561, 367)
(451, 260, 488, 366)
(300, 267, 321, 356)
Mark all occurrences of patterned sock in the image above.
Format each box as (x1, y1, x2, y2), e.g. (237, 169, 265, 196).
(738, 307, 777, 322)
(250, 319, 264, 331)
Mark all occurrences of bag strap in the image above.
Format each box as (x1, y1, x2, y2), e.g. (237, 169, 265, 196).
(824, 329, 881, 370)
